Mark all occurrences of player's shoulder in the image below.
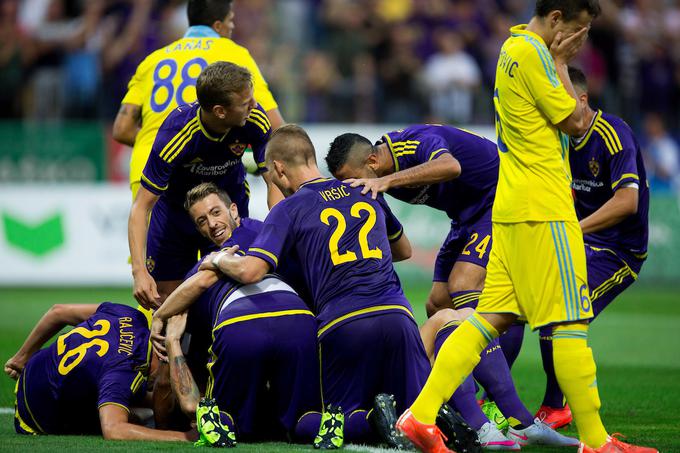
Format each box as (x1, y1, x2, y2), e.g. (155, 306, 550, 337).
(243, 104, 271, 137)
(97, 302, 148, 324)
(162, 102, 200, 130)
(209, 36, 251, 55)
(593, 111, 637, 153)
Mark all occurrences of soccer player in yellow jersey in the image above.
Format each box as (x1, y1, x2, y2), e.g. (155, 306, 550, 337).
(112, 0, 283, 199)
(396, 1, 658, 453)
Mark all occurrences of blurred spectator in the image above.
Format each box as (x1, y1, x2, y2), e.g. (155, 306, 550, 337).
(0, 0, 35, 118)
(422, 28, 481, 124)
(643, 113, 680, 193)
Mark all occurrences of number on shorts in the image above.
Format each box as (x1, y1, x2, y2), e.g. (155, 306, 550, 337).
(461, 233, 491, 259)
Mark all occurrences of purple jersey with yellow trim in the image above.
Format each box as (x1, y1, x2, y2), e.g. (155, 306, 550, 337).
(141, 101, 271, 213)
(570, 111, 649, 256)
(378, 124, 498, 225)
(246, 178, 410, 334)
(17, 303, 150, 434)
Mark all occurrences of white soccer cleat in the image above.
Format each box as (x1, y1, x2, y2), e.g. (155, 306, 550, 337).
(477, 421, 521, 450)
(507, 417, 579, 446)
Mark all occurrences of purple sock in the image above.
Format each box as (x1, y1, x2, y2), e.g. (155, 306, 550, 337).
(449, 290, 482, 309)
(473, 338, 534, 428)
(499, 322, 525, 368)
(346, 409, 374, 442)
(435, 322, 488, 431)
(539, 326, 565, 408)
(294, 411, 322, 442)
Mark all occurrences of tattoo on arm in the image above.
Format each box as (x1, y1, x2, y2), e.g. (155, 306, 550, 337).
(171, 355, 200, 409)
(118, 104, 141, 122)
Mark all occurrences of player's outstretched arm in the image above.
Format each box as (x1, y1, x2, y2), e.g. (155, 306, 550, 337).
(164, 313, 201, 418)
(112, 103, 142, 147)
(129, 186, 161, 309)
(579, 187, 639, 235)
(201, 247, 269, 285)
(4, 304, 100, 379)
(346, 153, 461, 199)
(99, 403, 195, 442)
(390, 233, 412, 262)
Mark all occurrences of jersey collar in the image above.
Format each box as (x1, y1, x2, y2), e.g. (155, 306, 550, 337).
(196, 108, 229, 142)
(510, 24, 548, 47)
(184, 25, 220, 38)
(299, 177, 331, 188)
(572, 110, 602, 151)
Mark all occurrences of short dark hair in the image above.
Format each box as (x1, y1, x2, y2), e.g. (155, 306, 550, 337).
(196, 62, 252, 110)
(184, 182, 232, 212)
(568, 66, 588, 91)
(266, 124, 317, 166)
(326, 133, 373, 175)
(187, 0, 233, 27)
(535, 0, 601, 21)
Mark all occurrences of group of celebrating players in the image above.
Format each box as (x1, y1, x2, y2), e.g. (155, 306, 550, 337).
(4, 0, 658, 452)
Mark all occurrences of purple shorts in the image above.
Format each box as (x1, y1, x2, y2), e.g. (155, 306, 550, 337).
(208, 291, 321, 440)
(433, 215, 493, 283)
(586, 244, 644, 319)
(319, 311, 430, 416)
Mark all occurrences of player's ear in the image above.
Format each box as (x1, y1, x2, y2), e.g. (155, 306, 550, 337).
(366, 153, 379, 171)
(549, 10, 562, 27)
(212, 105, 227, 119)
(228, 202, 239, 219)
(273, 160, 285, 177)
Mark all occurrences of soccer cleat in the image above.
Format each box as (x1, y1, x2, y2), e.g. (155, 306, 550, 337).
(481, 401, 509, 432)
(578, 433, 659, 453)
(195, 397, 236, 448)
(477, 422, 520, 450)
(396, 409, 453, 453)
(314, 404, 344, 449)
(507, 417, 578, 446)
(535, 404, 573, 429)
(368, 393, 412, 449)
(436, 404, 482, 453)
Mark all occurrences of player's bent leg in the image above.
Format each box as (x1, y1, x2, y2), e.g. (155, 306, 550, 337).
(498, 322, 525, 368)
(426, 282, 454, 317)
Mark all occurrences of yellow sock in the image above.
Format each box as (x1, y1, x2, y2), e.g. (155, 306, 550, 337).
(410, 313, 498, 424)
(552, 323, 608, 447)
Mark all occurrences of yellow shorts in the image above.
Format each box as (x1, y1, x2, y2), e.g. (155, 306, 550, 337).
(477, 221, 593, 330)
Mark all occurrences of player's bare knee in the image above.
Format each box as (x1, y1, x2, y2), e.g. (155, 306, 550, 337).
(429, 308, 458, 331)
(479, 312, 516, 335)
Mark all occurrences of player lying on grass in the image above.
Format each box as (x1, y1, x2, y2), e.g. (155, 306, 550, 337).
(128, 61, 278, 311)
(150, 182, 322, 446)
(499, 67, 651, 430)
(199, 125, 477, 451)
(4, 302, 195, 441)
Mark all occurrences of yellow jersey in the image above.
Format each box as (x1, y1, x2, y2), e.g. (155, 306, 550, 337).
(492, 25, 577, 223)
(122, 26, 277, 189)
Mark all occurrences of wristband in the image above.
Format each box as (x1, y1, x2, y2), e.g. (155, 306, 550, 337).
(211, 251, 227, 269)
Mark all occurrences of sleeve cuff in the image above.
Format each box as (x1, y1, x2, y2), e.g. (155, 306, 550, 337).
(387, 228, 404, 243)
(140, 174, 168, 195)
(611, 173, 639, 190)
(247, 247, 278, 269)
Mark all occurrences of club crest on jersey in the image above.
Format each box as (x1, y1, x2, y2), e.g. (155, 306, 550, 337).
(146, 257, 155, 273)
(589, 157, 600, 177)
(229, 142, 246, 156)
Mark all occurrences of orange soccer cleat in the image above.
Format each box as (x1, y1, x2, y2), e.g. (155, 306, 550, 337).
(535, 404, 573, 429)
(396, 409, 454, 453)
(578, 433, 659, 453)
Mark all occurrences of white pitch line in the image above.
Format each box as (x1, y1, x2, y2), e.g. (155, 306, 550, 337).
(0, 407, 14, 415)
(346, 444, 413, 453)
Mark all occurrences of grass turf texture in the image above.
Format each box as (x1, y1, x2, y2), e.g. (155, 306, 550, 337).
(0, 285, 678, 452)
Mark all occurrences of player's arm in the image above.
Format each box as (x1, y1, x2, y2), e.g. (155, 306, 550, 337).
(201, 246, 270, 285)
(550, 28, 590, 136)
(128, 186, 161, 309)
(261, 170, 285, 209)
(390, 234, 412, 262)
(347, 153, 461, 200)
(579, 186, 639, 235)
(265, 108, 285, 130)
(99, 403, 194, 441)
(164, 313, 201, 418)
(112, 103, 142, 146)
(4, 304, 99, 379)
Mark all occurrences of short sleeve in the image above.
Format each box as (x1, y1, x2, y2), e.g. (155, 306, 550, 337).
(608, 128, 640, 191)
(377, 195, 403, 243)
(121, 54, 154, 106)
(521, 46, 576, 125)
(414, 135, 451, 164)
(245, 105, 272, 171)
(246, 202, 294, 270)
(97, 369, 138, 412)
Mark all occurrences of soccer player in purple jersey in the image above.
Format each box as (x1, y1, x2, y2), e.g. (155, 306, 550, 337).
(128, 61, 279, 310)
(199, 124, 436, 449)
(149, 182, 321, 444)
(529, 67, 650, 429)
(4, 303, 195, 441)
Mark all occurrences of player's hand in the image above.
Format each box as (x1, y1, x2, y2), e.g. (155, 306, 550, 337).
(133, 270, 161, 310)
(4, 354, 26, 380)
(550, 27, 588, 65)
(344, 177, 390, 200)
(150, 315, 168, 362)
(164, 312, 187, 345)
(199, 246, 239, 271)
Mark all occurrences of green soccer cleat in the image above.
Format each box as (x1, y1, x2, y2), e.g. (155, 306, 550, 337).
(481, 401, 509, 432)
(314, 404, 344, 449)
(195, 397, 236, 448)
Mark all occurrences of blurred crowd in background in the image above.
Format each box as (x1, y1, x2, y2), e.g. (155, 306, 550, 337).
(1, 0, 679, 191)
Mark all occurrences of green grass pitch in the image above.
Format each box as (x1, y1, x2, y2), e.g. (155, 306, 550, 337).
(0, 284, 678, 452)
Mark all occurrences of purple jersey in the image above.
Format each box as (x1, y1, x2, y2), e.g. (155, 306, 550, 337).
(17, 303, 150, 434)
(378, 124, 499, 225)
(141, 102, 271, 211)
(570, 111, 649, 256)
(247, 178, 411, 334)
